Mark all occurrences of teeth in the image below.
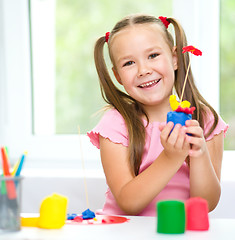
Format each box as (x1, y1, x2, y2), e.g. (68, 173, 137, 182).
(139, 79, 160, 88)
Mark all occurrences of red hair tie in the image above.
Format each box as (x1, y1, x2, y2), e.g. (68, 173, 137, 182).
(159, 16, 170, 29)
(105, 32, 110, 42)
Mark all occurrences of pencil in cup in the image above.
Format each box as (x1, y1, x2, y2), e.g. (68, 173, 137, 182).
(1, 147, 17, 199)
(0, 176, 23, 232)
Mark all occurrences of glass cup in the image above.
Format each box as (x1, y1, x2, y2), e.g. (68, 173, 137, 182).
(0, 176, 23, 233)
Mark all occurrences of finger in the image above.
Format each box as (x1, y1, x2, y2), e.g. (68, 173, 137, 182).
(189, 148, 203, 158)
(167, 124, 182, 146)
(186, 126, 204, 138)
(174, 126, 187, 149)
(182, 139, 191, 152)
(185, 120, 199, 127)
(159, 122, 166, 132)
(186, 134, 205, 147)
(160, 122, 174, 142)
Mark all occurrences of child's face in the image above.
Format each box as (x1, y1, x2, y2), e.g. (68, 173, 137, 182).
(110, 24, 177, 108)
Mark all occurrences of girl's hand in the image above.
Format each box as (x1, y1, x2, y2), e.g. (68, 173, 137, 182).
(159, 122, 190, 160)
(185, 120, 207, 158)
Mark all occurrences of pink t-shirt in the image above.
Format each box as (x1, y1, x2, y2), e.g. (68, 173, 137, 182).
(87, 108, 228, 216)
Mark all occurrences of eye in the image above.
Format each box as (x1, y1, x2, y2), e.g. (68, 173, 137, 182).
(123, 61, 135, 67)
(149, 53, 159, 59)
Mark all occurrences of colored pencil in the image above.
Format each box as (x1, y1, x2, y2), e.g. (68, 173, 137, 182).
(1, 147, 17, 199)
(14, 152, 27, 177)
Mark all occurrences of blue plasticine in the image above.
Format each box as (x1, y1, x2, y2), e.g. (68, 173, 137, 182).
(67, 213, 77, 220)
(167, 111, 192, 127)
(82, 209, 96, 220)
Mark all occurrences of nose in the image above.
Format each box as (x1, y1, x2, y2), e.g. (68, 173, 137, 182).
(137, 61, 152, 77)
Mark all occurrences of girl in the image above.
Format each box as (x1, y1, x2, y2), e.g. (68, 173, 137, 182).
(87, 14, 228, 216)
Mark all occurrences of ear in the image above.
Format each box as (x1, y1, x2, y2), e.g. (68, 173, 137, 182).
(112, 67, 122, 85)
(172, 46, 178, 70)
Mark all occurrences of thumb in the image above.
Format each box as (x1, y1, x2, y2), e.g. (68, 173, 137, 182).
(159, 122, 166, 131)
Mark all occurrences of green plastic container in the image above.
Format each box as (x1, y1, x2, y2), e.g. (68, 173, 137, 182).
(157, 200, 185, 234)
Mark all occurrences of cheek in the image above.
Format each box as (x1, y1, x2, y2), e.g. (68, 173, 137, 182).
(161, 61, 176, 86)
(164, 59, 176, 78)
(118, 74, 136, 94)
(119, 69, 135, 83)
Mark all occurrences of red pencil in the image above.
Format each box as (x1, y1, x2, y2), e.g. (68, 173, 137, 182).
(1, 147, 17, 199)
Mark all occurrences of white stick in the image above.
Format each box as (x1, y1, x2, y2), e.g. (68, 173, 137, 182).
(180, 56, 191, 103)
(78, 125, 90, 209)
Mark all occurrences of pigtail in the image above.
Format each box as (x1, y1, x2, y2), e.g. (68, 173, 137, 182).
(94, 35, 146, 176)
(167, 18, 218, 138)
(94, 36, 115, 104)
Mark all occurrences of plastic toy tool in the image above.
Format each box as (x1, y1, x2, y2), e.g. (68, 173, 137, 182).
(167, 95, 195, 127)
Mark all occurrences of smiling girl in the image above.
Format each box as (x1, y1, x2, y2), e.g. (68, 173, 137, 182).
(87, 14, 228, 216)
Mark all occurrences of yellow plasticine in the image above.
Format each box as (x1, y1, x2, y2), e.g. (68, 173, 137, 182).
(21, 217, 39, 227)
(37, 193, 68, 229)
(180, 100, 191, 108)
(169, 95, 191, 110)
(169, 95, 179, 111)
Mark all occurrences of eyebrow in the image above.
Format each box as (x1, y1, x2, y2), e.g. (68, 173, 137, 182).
(117, 55, 133, 64)
(145, 46, 162, 52)
(116, 46, 162, 65)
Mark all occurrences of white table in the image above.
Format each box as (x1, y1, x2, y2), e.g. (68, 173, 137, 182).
(0, 217, 235, 240)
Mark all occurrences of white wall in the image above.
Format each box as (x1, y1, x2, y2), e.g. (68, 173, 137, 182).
(21, 169, 107, 214)
(21, 152, 235, 218)
(22, 174, 107, 214)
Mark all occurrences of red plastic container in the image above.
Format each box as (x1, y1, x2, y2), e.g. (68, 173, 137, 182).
(185, 197, 209, 231)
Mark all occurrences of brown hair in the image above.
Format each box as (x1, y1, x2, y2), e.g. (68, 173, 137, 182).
(94, 14, 218, 176)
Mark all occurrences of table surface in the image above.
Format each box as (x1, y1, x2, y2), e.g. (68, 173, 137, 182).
(1, 217, 235, 240)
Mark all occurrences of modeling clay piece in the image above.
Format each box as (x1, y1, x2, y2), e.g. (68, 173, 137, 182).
(167, 95, 195, 128)
(167, 45, 201, 129)
(66, 215, 129, 225)
(157, 200, 185, 234)
(38, 193, 68, 229)
(21, 217, 39, 227)
(82, 208, 96, 220)
(185, 197, 209, 231)
(67, 213, 77, 220)
(169, 95, 191, 111)
(73, 216, 83, 222)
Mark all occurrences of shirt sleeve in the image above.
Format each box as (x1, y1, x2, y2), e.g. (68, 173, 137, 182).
(87, 109, 129, 149)
(204, 112, 229, 141)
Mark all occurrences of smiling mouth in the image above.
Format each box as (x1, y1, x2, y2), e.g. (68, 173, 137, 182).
(138, 79, 161, 88)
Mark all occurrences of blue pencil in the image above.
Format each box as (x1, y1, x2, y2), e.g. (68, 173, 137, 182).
(14, 152, 27, 177)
